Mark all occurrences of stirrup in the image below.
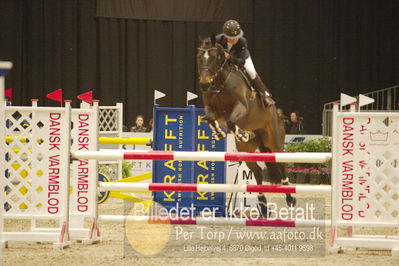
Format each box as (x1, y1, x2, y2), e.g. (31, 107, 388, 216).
(258, 92, 275, 106)
(264, 96, 275, 106)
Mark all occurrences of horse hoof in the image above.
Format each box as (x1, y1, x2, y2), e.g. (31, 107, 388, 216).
(235, 133, 249, 143)
(241, 132, 249, 142)
(226, 120, 235, 132)
(210, 128, 225, 140)
(286, 196, 297, 207)
(258, 205, 269, 218)
(201, 116, 210, 123)
(257, 195, 270, 218)
(219, 130, 226, 138)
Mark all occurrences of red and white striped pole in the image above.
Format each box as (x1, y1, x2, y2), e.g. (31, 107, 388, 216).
(99, 182, 331, 194)
(72, 150, 331, 163)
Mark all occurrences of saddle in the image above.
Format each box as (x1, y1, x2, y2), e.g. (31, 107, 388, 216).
(236, 67, 275, 108)
(236, 67, 255, 91)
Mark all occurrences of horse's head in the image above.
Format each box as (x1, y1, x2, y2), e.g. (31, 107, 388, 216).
(197, 36, 226, 91)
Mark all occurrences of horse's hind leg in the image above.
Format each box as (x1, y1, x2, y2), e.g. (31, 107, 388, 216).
(245, 161, 270, 217)
(260, 146, 297, 207)
(265, 162, 297, 207)
(235, 141, 269, 217)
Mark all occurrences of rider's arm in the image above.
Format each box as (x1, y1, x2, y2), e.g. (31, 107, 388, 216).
(228, 38, 248, 67)
(228, 55, 245, 67)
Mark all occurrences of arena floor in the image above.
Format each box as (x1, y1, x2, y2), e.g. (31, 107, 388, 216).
(2, 191, 399, 266)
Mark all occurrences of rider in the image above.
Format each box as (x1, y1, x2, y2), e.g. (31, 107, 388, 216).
(216, 20, 274, 106)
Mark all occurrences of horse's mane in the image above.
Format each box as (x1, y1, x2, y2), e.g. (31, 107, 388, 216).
(199, 35, 221, 49)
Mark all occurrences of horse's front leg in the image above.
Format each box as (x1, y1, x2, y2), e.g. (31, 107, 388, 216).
(226, 103, 255, 142)
(201, 112, 228, 141)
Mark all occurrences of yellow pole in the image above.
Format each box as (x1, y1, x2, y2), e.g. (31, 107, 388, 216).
(12, 148, 33, 153)
(116, 172, 152, 183)
(5, 136, 41, 143)
(98, 137, 152, 145)
(7, 136, 151, 145)
(98, 172, 152, 204)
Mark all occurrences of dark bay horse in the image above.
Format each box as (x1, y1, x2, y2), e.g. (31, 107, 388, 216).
(196, 36, 296, 216)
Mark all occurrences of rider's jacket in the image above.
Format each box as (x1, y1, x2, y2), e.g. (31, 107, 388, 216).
(215, 33, 250, 67)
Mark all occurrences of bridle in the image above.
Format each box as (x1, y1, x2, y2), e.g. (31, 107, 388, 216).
(197, 46, 233, 93)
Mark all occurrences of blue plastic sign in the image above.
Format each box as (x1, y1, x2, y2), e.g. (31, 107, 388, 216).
(193, 109, 226, 216)
(152, 105, 195, 214)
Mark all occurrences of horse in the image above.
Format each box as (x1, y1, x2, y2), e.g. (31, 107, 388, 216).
(196, 36, 296, 217)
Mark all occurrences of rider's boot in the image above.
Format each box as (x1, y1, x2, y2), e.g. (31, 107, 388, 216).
(252, 75, 275, 107)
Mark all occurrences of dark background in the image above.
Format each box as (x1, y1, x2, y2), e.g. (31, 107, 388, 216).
(1, 0, 398, 133)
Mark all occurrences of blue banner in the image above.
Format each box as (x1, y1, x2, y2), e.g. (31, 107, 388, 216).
(193, 109, 226, 216)
(152, 105, 226, 216)
(152, 105, 195, 213)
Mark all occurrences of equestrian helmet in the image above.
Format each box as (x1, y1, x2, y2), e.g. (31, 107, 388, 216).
(223, 20, 244, 39)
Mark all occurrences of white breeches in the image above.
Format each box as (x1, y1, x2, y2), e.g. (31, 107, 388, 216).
(244, 56, 257, 80)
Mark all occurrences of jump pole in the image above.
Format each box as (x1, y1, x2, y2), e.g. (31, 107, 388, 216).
(6, 136, 152, 145)
(98, 137, 152, 145)
(99, 182, 331, 194)
(72, 150, 332, 163)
